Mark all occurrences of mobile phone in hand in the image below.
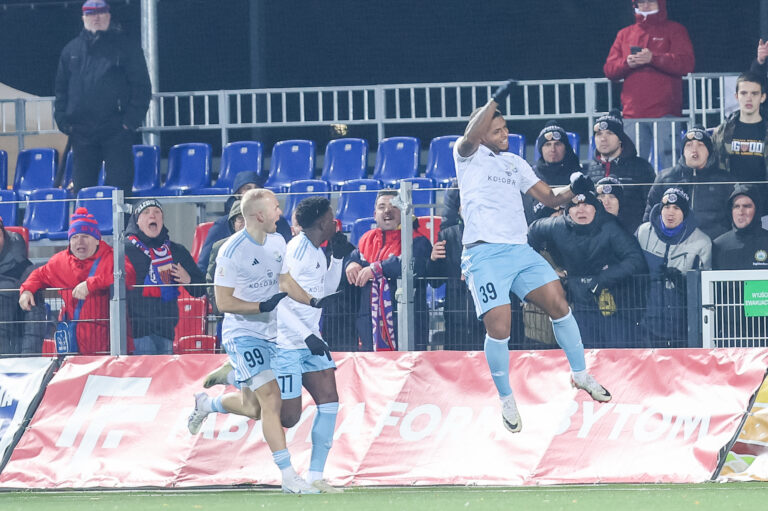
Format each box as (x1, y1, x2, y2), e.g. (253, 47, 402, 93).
(630, 46, 642, 55)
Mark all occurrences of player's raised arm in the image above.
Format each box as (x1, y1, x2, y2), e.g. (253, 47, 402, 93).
(526, 172, 595, 209)
(455, 79, 516, 157)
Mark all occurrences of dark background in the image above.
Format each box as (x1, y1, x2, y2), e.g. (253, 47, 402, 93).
(1, 0, 760, 95)
(0, 0, 762, 153)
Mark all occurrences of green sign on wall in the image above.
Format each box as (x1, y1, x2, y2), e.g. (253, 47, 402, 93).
(744, 280, 768, 317)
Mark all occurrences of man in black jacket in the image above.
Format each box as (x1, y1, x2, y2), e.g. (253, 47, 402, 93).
(585, 109, 656, 234)
(54, 0, 151, 195)
(124, 199, 206, 354)
(644, 126, 731, 240)
(712, 185, 768, 270)
(0, 219, 46, 354)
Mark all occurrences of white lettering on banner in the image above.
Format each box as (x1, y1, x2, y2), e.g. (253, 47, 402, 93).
(217, 415, 250, 441)
(559, 401, 710, 442)
(400, 404, 442, 442)
(56, 375, 160, 465)
(334, 402, 365, 440)
(372, 401, 407, 437)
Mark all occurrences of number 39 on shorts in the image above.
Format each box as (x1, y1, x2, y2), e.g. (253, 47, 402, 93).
(478, 282, 497, 303)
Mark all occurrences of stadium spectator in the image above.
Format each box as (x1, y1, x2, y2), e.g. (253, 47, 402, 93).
(344, 190, 431, 351)
(711, 185, 768, 343)
(524, 121, 583, 222)
(125, 199, 206, 355)
(196, 171, 292, 273)
(603, 0, 694, 170)
(712, 185, 768, 270)
(595, 176, 628, 230)
(455, 80, 611, 436)
(54, 0, 151, 195)
(711, 72, 768, 184)
(585, 109, 656, 234)
(528, 191, 648, 348)
(205, 199, 244, 312)
(427, 200, 485, 351)
(0, 218, 46, 354)
(644, 126, 731, 240)
(636, 187, 711, 346)
(19, 207, 136, 355)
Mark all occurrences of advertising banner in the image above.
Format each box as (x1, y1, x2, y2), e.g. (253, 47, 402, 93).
(0, 358, 56, 470)
(0, 349, 766, 488)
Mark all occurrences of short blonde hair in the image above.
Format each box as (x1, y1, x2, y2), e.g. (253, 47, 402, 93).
(241, 188, 275, 218)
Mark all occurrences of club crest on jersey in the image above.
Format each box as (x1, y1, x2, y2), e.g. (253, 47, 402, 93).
(267, 269, 274, 279)
(316, 262, 321, 269)
(273, 251, 282, 263)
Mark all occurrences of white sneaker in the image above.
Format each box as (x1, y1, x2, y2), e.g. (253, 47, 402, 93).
(571, 372, 612, 402)
(311, 479, 344, 493)
(187, 392, 212, 435)
(501, 393, 522, 433)
(282, 472, 320, 494)
(203, 362, 233, 389)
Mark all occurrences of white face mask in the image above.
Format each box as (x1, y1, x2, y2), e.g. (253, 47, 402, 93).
(635, 8, 659, 18)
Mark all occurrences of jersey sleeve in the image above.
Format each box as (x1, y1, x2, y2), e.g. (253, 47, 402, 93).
(214, 250, 238, 288)
(516, 156, 539, 193)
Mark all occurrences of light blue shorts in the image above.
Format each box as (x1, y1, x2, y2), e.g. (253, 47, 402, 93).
(461, 243, 558, 318)
(222, 336, 275, 390)
(270, 347, 337, 400)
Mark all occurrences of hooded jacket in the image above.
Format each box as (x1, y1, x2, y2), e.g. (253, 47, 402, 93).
(603, 0, 695, 118)
(528, 205, 647, 309)
(21, 240, 136, 355)
(712, 185, 768, 270)
(54, 25, 151, 136)
(584, 133, 656, 234)
(124, 215, 206, 341)
(636, 203, 711, 340)
(643, 151, 732, 240)
(710, 110, 768, 181)
(533, 139, 583, 186)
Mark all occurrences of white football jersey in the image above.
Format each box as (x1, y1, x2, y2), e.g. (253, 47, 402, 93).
(215, 230, 288, 341)
(277, 232, 343, 349)
(454, 143, 540, 245)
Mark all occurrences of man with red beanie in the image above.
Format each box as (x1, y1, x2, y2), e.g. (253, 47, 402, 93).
(604, 0, 694, 170)
(19, 207, 136, 355)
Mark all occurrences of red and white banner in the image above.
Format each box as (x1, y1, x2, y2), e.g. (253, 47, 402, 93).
(0, 348, 766, 488)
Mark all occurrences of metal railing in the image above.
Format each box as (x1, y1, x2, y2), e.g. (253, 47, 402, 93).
(0, 73, 738, 153)
(700, 270, 768, 348)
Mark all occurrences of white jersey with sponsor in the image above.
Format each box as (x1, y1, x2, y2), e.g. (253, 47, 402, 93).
(454, 143, 540, 245)
(277, 232, 343, 349)
(214, 230, 288, 341)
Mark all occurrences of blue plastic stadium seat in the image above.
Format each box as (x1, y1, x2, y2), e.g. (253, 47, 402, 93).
(132, 145, 162, 197)
(214, 141, 263, 193)
(14, 148, 58, 200)
(335, 179, 382, 231)
(283, 179, 330, 223)
(76, 186, 117, 235)
(0, 150, 7, 190)
(321, 138, 368, 190)
(507, 134, 526, 159)
(350, 216, 377, 246)
(424, 136, 459, 188)
(263, 140, 315, 192)
(23, 188, 69, 240)
(533, 131, 581, 160)
(372, 137, 420, 187)
(161, 143, 212, 196)
(399, 177, 436, 217)
(0, 190, 18, 226)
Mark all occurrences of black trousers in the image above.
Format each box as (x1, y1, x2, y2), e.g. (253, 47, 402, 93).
(71, 128, 135, 196)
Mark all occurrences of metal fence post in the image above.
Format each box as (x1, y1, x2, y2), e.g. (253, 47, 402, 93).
(687, 269, 702, 348)
(14, 99, 26, 152)
(218, 91, 230, 149)
(374, 86, 385, 143)
(141, 0, 160, 147)
(394, 181, 415, 351)
(110, 190, 130, 355)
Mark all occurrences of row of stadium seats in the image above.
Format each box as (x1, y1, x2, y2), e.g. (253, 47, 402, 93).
(1, 131, 581, 200)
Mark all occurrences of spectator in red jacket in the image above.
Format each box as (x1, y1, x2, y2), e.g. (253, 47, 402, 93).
(19, 207, 136, 355)
(604, 0, 695, 170)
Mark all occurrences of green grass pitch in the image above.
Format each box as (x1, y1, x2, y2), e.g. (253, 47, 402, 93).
(1, 483, 768, 511)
